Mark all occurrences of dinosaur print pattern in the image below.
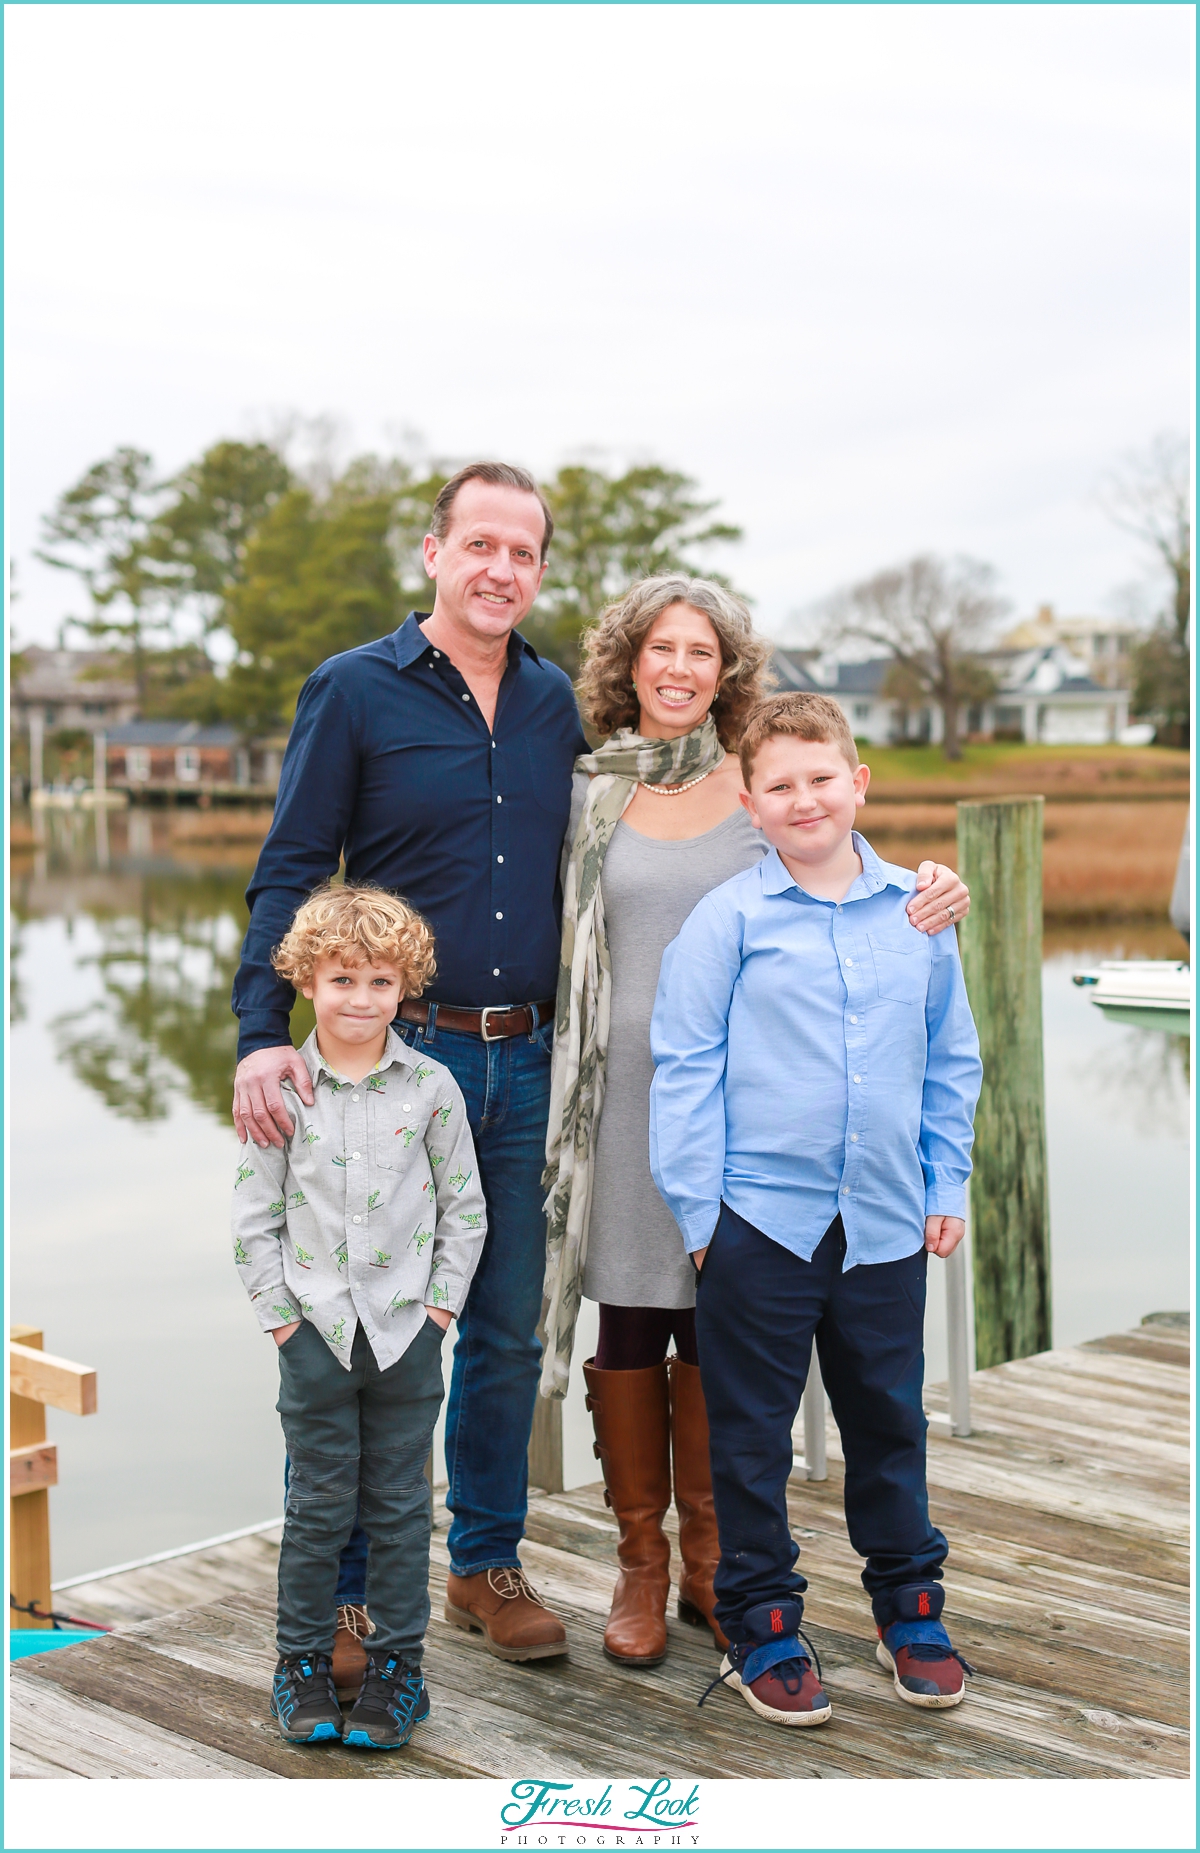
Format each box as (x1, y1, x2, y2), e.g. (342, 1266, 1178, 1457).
(231, 1028, 487, 1371)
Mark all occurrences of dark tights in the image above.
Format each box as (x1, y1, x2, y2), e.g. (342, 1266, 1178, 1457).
(595, 1303, 699, 1371)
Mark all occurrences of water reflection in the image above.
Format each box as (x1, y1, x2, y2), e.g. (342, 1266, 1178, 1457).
(13, 809, 314, 1126)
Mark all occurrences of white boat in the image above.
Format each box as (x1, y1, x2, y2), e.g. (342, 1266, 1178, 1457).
(1072, 961, 1192, 1029)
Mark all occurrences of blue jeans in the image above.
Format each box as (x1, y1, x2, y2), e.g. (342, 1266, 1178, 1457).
(331, 1015, 552, 1587)
(696, 1203, 946, 1643)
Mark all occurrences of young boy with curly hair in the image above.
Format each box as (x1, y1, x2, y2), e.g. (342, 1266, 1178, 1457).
(232, 882, 487, 1750)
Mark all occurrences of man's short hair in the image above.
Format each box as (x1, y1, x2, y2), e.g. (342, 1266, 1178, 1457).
(272, 882, 437, 997)
(739, 691, 860, 784)
(429, 462, 554, 561)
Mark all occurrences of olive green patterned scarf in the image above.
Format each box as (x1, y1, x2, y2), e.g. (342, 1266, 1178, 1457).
(539, 718, 725, 1399)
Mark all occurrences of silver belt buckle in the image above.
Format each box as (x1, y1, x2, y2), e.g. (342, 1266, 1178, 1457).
(479, 1005, 511, 1043)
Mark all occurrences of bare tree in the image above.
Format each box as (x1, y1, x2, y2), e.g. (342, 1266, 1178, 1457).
(1097, 431, 1190, 643)
(826, 554, 1005, 761)
(1097, 432, 1190, 746)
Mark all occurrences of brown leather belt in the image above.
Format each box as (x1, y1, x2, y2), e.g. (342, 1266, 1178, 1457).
(399, 997, 556, 1043)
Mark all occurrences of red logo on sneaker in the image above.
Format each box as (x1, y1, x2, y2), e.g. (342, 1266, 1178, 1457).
(770, 1608, 784, 1633)
(918, 1591, 931, 1616)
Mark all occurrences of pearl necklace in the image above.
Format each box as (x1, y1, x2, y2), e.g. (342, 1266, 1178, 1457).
(639, 764, 719, 797)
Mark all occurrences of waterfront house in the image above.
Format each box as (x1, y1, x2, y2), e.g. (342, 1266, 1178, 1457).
(105, 723, 285, 797)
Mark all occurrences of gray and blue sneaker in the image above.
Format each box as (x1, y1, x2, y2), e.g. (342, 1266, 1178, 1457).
(270, 1652, 343, 1743)
(343, 1653, 430, 1749)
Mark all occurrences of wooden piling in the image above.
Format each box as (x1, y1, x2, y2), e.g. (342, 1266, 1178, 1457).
(956, 797, 1052, 1368)
(10, 1327, 53, 1629)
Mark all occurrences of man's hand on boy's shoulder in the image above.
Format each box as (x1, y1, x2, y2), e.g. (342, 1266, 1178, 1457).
(234, 1046, 315, 1147)
(924, 1215, 966, 1257)
(906, 863, 970, 937)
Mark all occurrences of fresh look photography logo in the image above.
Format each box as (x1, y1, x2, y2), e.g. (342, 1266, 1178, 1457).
(500, 1779, 701, 1846)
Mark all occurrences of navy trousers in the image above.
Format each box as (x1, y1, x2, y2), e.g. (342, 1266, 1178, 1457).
(695, 1203, 947, 1644)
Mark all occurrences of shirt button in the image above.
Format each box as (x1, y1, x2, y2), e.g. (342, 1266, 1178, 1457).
(850, 1133, 859, 1142)
(352, 1215, 361, 1224)
(853, 1075, 861, 1084)
(351, 1093, 360, 1101)
(496, 795, 503, 804)
(845, 957, 854, 967)
(841, 1186, 849, 1194)
(497, 855, 504, 864)
(403, 1104, 412, 1112)
(461, 693, 470, 702)
(836, 905, 843, 913)
(432, 649, 441, 657)
(352, 1152, 360, 1160)
(849, 1015, 858, 1024)
(493, 968, 500, 976)
(496, 911, 503, 920)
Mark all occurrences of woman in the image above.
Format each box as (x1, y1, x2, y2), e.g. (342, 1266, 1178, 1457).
(542, 576, 970, 1668)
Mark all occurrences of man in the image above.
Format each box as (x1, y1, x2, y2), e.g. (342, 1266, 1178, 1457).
(233, 462, 587, 1669)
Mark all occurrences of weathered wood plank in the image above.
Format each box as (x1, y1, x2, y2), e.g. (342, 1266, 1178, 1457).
(8, 1673, 281, 1779)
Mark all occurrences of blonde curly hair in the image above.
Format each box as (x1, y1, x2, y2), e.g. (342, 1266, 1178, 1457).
(272, 882, 437, 996)
(576, 576, 773, 749)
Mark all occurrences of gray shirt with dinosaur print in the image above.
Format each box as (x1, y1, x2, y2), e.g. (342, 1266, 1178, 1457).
(231, 1027, 487, 1371)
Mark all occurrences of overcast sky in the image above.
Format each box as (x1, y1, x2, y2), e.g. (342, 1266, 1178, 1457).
(6, 2, 1193, 650)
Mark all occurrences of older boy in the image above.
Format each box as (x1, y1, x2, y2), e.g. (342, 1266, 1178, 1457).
(649, 692, 982, 1729)
(232, 883, 487, 1749)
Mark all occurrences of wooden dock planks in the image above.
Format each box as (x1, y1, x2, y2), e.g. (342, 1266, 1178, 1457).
(9, 1325, 1190, 1781)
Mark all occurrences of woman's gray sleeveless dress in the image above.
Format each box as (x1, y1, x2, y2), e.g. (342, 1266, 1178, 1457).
(581, 807, 766, 1310)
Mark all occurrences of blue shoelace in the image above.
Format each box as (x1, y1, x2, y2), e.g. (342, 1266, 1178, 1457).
(698, 1624, 823, 1708)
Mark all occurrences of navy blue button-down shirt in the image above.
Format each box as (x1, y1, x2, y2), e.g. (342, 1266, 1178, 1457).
(233, 614, 588, 1060)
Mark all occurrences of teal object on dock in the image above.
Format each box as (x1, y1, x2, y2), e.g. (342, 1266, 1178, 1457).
(9, 1629, 103, 1659)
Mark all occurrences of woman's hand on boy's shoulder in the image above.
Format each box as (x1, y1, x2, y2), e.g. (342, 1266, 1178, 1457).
(907, 864, 970, 937)
(234, 1046, 315, 1147)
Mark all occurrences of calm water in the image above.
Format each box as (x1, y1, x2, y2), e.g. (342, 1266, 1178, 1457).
(10, 812, 1191, 1580)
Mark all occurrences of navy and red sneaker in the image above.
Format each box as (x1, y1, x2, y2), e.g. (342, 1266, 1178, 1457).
(700, 1599, 831, 1728)
(874, 1583, 975, 1709)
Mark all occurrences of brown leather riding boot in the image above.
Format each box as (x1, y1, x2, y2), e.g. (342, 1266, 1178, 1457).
(583, 1359, 672, 1667)
(668, 1357, 728, 1651)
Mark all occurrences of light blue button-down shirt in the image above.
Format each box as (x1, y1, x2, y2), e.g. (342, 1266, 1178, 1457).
(649, 833, 983, 1269)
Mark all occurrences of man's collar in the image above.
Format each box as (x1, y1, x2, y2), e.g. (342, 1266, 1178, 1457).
(299, 1024, 416, 1087)
(760, 833, 914, 902)
(392, 610, 541, 673)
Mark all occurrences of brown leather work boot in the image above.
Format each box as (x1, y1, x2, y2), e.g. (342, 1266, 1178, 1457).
(444, 1567, 569, 1662)
(330, 1603, 374, 1701)
(583, 1358, 672, 1667)
(668, 1357, 728, 1652)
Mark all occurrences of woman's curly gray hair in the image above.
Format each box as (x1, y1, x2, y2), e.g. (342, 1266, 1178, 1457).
(576, 575, 773, 749)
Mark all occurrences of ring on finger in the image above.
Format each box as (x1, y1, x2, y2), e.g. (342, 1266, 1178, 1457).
(946, 905, 955, 921)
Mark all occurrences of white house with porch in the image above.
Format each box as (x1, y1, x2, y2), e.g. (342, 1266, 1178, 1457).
(770, 645, 1132, 747)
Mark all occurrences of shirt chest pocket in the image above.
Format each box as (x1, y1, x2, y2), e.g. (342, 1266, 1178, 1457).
(867, 930, 930, 1006)
(375, 1094, 425, 1172)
